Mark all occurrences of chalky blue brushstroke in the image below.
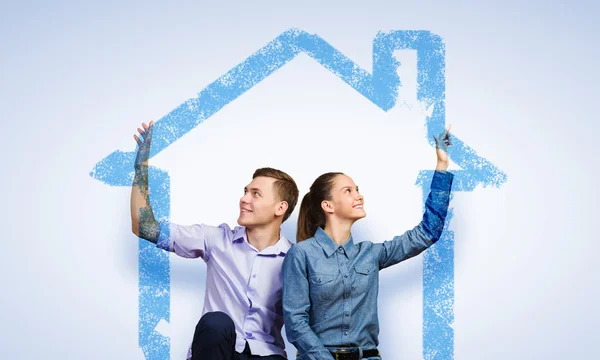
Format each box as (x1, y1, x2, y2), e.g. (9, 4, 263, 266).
(137, 168, 170, 360)
(418, 171, 457, 360)
(89, 28, 506, 359)
(402, 27, 502, 359)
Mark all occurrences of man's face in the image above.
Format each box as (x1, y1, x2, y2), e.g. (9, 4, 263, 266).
(237, 176, 283, 228)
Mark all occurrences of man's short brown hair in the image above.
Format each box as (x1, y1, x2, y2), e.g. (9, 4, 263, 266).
(253, 167, 299, 222)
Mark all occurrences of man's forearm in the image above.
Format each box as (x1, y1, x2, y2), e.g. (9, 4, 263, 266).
(131, 165, 160, 243)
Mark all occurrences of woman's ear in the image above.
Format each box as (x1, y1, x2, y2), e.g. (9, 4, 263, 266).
(321, 200, 334, 214)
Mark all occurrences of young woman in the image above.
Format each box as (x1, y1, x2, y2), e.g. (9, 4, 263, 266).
(282, 127, 454, 360)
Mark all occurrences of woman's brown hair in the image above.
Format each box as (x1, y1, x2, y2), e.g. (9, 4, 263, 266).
(296, 172, 343, 242)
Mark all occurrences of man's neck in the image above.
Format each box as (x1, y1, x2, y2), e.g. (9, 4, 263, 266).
(246, 223, 281, 252)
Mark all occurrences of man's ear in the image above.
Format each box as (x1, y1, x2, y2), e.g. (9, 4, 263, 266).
(275, 201, 289, 217)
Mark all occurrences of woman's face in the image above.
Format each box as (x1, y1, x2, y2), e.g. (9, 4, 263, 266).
(325, 174, 366, 221)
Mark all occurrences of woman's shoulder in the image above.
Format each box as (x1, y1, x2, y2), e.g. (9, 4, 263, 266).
(293, 236, 318, 249)
(354, 238, 377, 249)
(354, 238, 383, 257)
(288, 237, 320, 254)
(284, 238, 317, 263)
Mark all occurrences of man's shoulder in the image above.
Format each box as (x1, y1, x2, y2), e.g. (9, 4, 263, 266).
(194, 223, 244, 244)
(214, 223, 242, 235)
(280, 237, 294, 250)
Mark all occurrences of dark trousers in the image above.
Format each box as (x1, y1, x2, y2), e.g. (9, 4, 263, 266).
(191, 311, 286, 360)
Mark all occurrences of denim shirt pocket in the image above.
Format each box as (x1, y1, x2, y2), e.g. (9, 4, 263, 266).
(309, 273, 336, 303)
(353, 265, 375, 294)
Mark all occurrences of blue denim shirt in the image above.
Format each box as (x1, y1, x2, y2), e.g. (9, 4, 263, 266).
(282, 171, 453, 360)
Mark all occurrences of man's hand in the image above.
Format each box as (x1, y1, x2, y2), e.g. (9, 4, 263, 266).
(434, 124, 452, 171)
(134, 121, 154, 171)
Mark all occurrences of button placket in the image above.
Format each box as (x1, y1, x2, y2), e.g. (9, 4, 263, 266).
(247, 254, 262, 316)
(337, 249, 351, 338)
(249, 254, 262, 288)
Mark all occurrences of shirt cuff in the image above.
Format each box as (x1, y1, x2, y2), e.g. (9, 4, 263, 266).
(156, 220, 172, 251)
(431, 170, 454, 191)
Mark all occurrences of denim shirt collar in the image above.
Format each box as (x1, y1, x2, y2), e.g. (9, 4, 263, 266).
(314, 227, 357, 258)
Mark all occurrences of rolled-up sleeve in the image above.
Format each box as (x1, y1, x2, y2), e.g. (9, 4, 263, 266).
(378, 170, 453, 269)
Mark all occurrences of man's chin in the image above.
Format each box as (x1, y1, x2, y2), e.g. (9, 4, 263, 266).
(237, 217, 252, 227)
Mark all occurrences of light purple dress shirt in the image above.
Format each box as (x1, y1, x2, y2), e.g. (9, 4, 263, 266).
(157, 221, 292, 358)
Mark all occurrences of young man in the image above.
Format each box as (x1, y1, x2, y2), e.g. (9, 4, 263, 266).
(131, 121, 299, 360)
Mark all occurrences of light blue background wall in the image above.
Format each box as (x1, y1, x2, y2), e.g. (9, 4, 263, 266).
(1, 1, 598, 359)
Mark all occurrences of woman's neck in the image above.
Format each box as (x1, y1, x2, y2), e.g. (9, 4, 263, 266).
(323, 218, 353, 246)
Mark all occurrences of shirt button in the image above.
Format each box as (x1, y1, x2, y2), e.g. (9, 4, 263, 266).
(345, 313, 349, 317)
(338, 248, 343, 252)
(252, 274, 256, 278)
(344, 331, 348, 336)
(344, 274, 348, 278)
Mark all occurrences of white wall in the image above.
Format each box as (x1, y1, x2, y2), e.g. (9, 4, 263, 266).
(2, 1, 598, 359)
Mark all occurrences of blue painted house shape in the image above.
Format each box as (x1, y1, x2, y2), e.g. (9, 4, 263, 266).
(90, 28, 507, 360)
